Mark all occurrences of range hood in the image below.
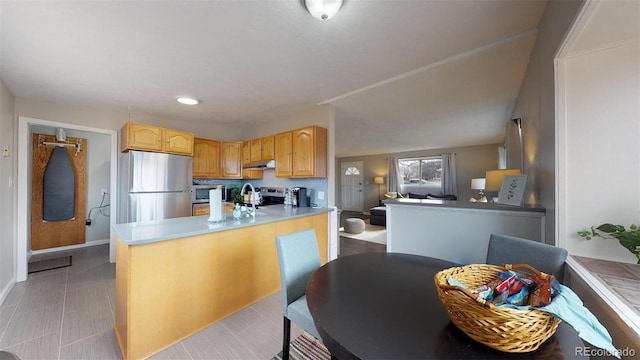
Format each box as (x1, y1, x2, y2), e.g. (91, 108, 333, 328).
(244, 159, 276, 169)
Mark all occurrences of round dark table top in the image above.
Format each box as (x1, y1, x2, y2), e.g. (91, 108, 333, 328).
(306, 252, 586, 359)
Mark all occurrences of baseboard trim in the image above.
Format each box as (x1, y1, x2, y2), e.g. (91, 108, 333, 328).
(31, 239, 109, 256)
(0, 276, 16, 306)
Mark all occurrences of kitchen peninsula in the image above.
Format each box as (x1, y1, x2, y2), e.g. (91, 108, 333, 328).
(385, 198, 545, 265)
(112, 205, 331, 360)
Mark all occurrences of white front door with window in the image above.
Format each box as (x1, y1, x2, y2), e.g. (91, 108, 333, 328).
(341, 161, 364, 212)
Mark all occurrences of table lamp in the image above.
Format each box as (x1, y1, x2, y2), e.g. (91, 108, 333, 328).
(470, 178, 486, 202)
(374, 176, 384, 205)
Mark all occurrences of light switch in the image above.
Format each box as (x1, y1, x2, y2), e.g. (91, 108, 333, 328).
(2, 145, 9, 157)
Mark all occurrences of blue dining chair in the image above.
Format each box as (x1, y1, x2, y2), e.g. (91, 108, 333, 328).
(486, 233, 569, 282)
(275, 229, 322, 360)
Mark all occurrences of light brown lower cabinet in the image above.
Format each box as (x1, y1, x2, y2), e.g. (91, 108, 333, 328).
(114, 213, 329, 359)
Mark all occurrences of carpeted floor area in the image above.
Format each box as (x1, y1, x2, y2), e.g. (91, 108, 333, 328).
(271, 332, 330, 360)
(339, 219, 386, 245)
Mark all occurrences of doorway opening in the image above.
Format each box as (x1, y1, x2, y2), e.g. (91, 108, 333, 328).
(17, 116, 117, 282)
(340, 161, 364, 212)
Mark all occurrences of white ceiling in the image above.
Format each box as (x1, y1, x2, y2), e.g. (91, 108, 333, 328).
(1, 1, 548, 157)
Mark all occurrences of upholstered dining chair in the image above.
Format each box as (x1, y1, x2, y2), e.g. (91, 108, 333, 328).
(275, 229, 322, 360)
(486, 233, 569, 282)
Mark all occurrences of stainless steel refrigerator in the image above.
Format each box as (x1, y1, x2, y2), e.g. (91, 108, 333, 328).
(119, 150, 192, 223)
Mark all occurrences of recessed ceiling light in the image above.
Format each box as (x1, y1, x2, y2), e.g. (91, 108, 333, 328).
(305, 0, 343, 21)
(176, 97, 199, 105)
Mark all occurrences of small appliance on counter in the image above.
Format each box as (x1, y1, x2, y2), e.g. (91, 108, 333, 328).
(292, 187, 310, 207)
(257, 187, 286, 206)
(192, 184, 225, 204)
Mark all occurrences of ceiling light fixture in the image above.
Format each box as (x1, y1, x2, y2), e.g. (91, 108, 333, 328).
(305, 0, 343, 21)
(176, 97, 199, 105)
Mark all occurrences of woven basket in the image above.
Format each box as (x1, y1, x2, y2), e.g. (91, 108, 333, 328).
(434, 263, 562, 353)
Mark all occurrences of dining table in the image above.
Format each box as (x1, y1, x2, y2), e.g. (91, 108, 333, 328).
(305, 252, 587, 359)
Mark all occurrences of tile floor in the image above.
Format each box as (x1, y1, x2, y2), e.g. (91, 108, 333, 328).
(0, 244, 304, 360)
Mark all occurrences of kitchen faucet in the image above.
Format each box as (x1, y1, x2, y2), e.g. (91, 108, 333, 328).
(240, 182, 257, 218)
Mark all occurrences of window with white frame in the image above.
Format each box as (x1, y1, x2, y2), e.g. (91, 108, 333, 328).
(398, 156, 442, 191)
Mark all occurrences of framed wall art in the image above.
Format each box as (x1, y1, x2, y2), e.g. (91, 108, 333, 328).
(497, 174, 528, 206)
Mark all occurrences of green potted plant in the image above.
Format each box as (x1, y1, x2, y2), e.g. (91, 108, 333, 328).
(577, 223, 640, 264)
(228, 185, 243, 204)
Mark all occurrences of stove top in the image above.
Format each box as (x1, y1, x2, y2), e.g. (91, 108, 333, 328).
(259, 186, 286, 205)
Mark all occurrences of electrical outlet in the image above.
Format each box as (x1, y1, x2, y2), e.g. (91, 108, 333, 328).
(101, 188, 108, 195)
(317, 191, 325, 200)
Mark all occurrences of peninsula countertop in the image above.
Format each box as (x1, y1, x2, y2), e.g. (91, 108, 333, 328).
(113, 205, 333, 246)
(383, 198, 545, 213)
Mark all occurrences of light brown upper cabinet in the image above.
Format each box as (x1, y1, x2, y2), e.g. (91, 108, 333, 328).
(242, 168, 263, 179)
(121, 122, 194, 156)
(274, 131, 292, 177)
(275, 126, 327, 178)
(261, 135, 275, 161)
(242, 141, 251, 166)
(250, 138, 262, 162)
(221, 142, 242, 178)
(291, 126, 327, 177)
(243, 135, 274, 164)
(192, 138, 221, 178)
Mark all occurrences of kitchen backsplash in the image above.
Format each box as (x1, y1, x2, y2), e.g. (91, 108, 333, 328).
(193, 170, 329, 208)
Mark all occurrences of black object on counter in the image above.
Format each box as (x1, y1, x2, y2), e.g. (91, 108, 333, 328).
(292, 187, 309, 207)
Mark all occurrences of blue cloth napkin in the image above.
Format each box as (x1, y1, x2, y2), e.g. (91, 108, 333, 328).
(535, 285, 619, 358)
(447, 278, 619, 358)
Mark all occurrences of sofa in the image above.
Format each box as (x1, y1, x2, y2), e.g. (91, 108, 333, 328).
(369, 193, 458, 227)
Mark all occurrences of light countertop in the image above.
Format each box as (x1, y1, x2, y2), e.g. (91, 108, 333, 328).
(113, 205, 333, 246)
(383, 198, 545, 213)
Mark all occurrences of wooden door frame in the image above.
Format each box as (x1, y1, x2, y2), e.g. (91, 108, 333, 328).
(17, 116, 117, 282)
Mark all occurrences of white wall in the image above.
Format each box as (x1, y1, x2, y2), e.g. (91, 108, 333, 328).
(511, 0, 585, 245)
(337, 143, 500, 212)
(564, 40, 639, 263)
(0, 78, 16, 303)
(15, 98, 243, 141)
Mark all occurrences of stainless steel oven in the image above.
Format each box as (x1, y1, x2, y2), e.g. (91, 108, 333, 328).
(192, 184, 225, 204)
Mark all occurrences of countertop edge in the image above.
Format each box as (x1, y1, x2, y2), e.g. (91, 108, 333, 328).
(383, 199, 545, 213)
(113, 206, 334, 246)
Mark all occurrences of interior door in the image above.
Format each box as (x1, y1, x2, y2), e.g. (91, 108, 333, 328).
(31, 133, 87, 250)
(341, 161, 364, 212)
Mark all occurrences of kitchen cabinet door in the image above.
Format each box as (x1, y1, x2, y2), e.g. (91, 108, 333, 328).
(163, 129, 194, 156)
(242, 141, 251, 165)
(192, 204, 210, 216)
(120, 122, 194, 155)
(292, 126, 327, 177)
(193, 138, 221, 178)
(121, 122, 163, 152)
(275, 131, 292, 177)
(242, 168, 263, 179)
(221, 142, 242, 178)
(261, 135, 274, 160)
(250, 138, 262, 162)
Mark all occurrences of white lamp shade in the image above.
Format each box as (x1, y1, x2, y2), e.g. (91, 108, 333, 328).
(305, 0, 343, 20)
(471, 178, 485, 190)
(374, 176, 384, 184)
